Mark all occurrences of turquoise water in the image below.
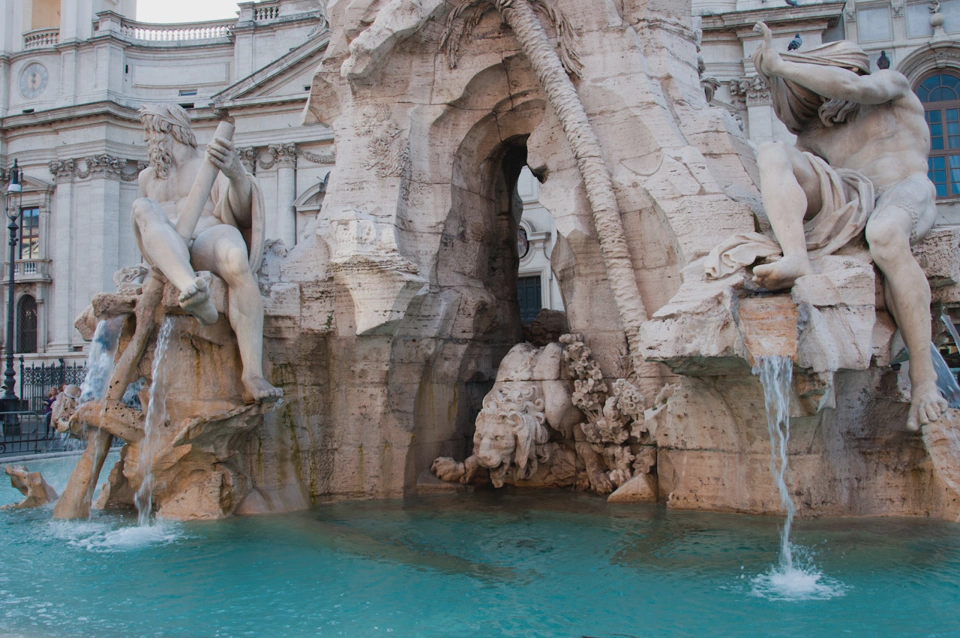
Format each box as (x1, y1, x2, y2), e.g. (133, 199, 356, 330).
(2, 455, 960, 637)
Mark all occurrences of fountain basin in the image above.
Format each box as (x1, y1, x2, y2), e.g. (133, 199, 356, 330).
(2, 454, 960, 637)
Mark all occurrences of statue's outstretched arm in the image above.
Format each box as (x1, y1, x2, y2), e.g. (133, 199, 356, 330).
(753, 22, 909, 105)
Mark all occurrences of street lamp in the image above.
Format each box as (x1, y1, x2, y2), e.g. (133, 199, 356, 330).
(1, 160, 23, 423)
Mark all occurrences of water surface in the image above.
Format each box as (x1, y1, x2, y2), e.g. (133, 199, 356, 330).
(1, 456, 959, 637)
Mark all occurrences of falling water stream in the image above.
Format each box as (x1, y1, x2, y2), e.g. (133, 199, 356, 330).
(134, 318, 174, 527)
(78, 318, 124, 404)
(750, 356, 845, 600)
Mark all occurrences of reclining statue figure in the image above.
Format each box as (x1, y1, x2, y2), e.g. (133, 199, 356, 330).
(132, 104, 282, 403)
(707, 23, 946, 431)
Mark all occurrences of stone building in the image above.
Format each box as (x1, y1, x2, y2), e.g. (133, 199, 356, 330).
(694, 0, 960, 223)
(0, 0, 332, 363)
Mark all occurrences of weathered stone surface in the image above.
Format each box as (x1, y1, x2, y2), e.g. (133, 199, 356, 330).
(914, 226, 960, 288)
(607, 473, 658, 503)
(655, 372, 951, 518)
(737, 296, 798, 361)
(2, 466, 58, 510)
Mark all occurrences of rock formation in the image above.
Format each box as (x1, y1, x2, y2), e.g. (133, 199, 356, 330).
(2, 466, 58, 510)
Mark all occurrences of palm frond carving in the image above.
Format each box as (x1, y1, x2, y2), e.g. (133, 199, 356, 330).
(440, 0, 583, 78)
(439, 0, 660, 398)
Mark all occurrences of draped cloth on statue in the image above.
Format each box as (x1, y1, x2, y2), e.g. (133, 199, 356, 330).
(210, 173, 267, 273)
(705, 152, 875, 279)
(753, 41, 872, 135)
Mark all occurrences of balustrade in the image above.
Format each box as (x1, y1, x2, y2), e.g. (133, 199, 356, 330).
(117, 18, 233, 44)
(23, 28, 59, 50)
(254, 4, 281, 21)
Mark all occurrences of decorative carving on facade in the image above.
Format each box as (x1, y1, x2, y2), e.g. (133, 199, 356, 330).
(273, 143, 299, 168)
(238, 147, 258, 172)
(256, 145, 298, 170)
(48, 156, 143, 182)
(48, 159, 76, 182)
(891, 1, 904, 17)
(299, 147, 336, 164)
(729, 76, 771, 106)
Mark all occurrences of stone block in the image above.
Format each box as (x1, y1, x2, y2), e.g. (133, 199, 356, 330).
(914, 226, 960, 287)
(737, 296, 798, 362)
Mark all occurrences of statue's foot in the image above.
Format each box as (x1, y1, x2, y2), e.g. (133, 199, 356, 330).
(908, 380, 949, 431)
(179, 278, 219, 326)
(242, 375, 284, 404)
(752, 254, 814, 291)
(588, 469, 615, 495)
(431, 457, 465, 483)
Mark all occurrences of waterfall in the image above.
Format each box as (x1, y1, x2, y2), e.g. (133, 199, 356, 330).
(78, 318, 124, 404)
(134, 318, 175, 527)
(750, 356, 844, 600)
(753, 356, 795, 571)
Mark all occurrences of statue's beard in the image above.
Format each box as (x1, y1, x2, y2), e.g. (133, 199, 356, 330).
(147, 134, 172, 179)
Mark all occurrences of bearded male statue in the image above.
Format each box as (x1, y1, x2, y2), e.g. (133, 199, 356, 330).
(706, 24, 946, 431)
(132, 103, 282, 403)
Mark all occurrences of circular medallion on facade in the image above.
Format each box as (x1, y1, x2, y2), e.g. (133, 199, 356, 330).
(19, 63, 48, 100)
(518, 227, 530, 259)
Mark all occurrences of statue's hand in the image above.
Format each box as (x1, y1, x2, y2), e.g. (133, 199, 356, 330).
(752, 22, 783, 76)
(207, 137, 246, 182)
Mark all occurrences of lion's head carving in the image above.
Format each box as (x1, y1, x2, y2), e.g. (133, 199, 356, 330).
(473, 383, 552, 487)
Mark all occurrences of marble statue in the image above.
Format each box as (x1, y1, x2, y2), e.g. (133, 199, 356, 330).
(133, 104, 281, 404)
(431, 337, 658, 498)
(706, 23, 945, 432)
(2, 466, 58, 510)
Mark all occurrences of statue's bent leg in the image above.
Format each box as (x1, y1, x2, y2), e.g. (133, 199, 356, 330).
(131, 198, 217, 325)
(752, 142, 822, 291)
(192, 226, 283, 403)
(866, 183, 945, 431)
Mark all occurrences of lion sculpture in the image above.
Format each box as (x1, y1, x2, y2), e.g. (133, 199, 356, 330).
(431, 339, 632, 493)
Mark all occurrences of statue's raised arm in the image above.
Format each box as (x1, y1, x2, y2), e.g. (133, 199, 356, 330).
(752, 22, 912, 107)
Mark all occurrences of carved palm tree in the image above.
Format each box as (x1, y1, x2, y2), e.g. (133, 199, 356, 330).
(442, 0, 659, 394)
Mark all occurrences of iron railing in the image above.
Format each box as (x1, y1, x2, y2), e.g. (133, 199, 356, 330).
(19, 357, 86, 414)
(0, 410, 77, 457)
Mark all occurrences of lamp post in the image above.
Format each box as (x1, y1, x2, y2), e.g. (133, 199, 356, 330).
(1, 160, 23, 426)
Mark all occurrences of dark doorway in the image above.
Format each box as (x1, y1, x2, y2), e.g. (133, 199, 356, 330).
(517, 275, 542, 323)
(17, 295, 37, 354)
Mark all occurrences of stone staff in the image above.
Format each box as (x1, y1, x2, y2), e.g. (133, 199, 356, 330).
(175, 120, 235, 241)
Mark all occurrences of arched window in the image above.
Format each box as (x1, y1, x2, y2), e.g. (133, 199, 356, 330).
(16, 295, 37, 354)
(918, 72, 960, 198)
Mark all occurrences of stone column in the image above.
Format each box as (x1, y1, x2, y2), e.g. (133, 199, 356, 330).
(47, 159, 76, 353)
(273, 144, 298, 248)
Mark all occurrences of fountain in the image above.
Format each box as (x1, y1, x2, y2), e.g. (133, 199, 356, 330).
(26, 0, 960, 542)
(5, 0, 960, 634)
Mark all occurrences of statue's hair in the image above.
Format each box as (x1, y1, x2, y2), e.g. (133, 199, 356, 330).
(476, 384, 550, 480)
(139, 104, 196, 179)
(139, 103, 197, 148)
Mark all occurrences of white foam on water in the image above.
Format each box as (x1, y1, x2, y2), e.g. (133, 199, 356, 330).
(44, 518, 183, 553)
(750, 562, 847, 601)
(750, 357, 846, 601)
